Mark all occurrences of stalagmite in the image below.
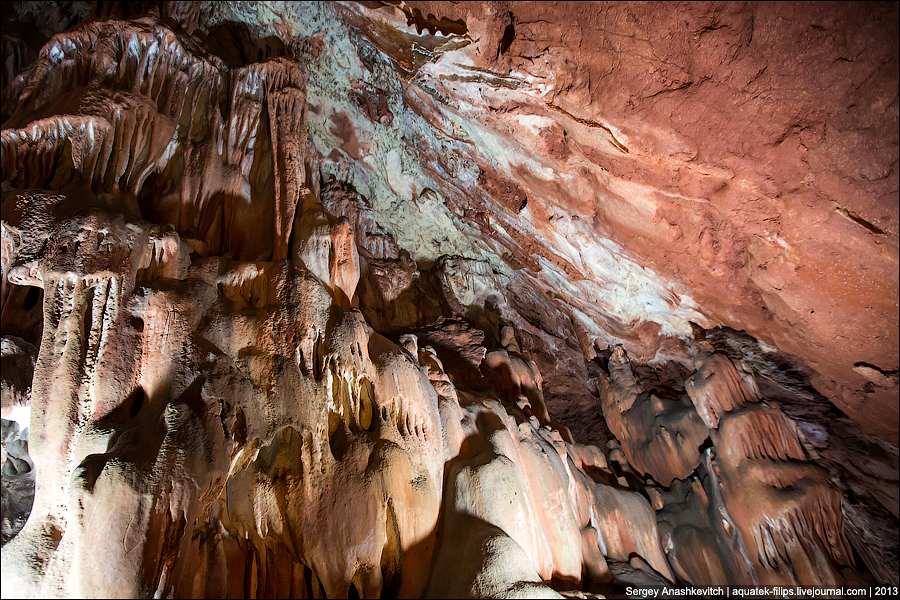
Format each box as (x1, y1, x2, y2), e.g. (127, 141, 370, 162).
(598, 346, 709, 486)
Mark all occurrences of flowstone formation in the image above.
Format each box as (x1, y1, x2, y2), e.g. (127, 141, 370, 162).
(601, 349, 857, 587)
(1, 1, 897, 598)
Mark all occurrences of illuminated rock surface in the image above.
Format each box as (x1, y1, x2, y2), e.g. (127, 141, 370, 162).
(0, 1, 897, 597)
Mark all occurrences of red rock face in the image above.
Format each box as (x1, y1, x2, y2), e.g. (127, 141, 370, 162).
(0, 1, 897, 596)
(385, 0, 899, 443)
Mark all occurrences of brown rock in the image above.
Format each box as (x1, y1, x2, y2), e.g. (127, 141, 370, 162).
(598, 347, 709, 486)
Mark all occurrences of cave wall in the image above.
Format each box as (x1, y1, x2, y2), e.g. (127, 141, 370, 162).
(0, 1, 897, 597)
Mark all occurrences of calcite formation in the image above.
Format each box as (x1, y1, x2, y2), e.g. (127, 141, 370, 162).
(1, 1, 897, 598)
(598, 346, 708, 487)
(687, 354, 855, 586)
(603, 350, 860, 587)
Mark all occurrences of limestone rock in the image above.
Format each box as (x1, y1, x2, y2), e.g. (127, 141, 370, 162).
(598, 346, 709, 486)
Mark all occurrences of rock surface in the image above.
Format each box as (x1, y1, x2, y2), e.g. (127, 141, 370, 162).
(0, 1, 897, 597)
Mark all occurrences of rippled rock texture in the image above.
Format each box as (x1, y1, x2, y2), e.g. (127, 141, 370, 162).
(1, 1, 897, 597)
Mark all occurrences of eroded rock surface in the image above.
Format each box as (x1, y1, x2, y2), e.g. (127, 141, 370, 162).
(1, 1, 896, 597)
(606, 351, 862, 587)
(598, 347, 708, 487)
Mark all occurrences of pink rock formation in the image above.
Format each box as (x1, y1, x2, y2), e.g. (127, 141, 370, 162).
(343, 0, 899, 444)
(0, 2, 895, 597)
(482, 325, 551, 425)
(686, 353, 762, 430)
(656, 476, 731, 586)
(690, 354, 856, 586)
(598, 346, 709, 486)
(600, 348, 866, 587)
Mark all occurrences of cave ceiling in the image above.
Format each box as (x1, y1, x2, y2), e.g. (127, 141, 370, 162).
(183, 0, 900, 443)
